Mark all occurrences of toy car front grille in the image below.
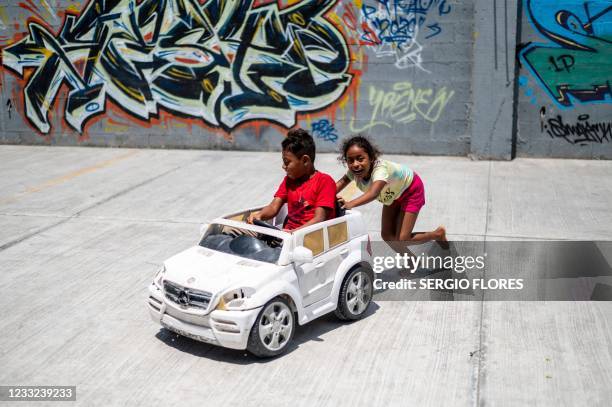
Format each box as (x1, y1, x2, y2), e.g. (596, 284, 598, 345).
(163, 280, 212, 310)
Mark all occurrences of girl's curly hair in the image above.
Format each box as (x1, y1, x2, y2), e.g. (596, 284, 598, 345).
(338, 134, 381, 164)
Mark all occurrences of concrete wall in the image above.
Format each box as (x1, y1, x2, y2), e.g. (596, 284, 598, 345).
(0, 0, 609, 159)
(470, 0, 520, 160)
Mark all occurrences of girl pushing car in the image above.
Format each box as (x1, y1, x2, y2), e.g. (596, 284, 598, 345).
(336, 135, 447, 248)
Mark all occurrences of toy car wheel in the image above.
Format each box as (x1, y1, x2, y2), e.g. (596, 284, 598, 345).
(335, 266, 373, 321)
(247, 297, 295, 357)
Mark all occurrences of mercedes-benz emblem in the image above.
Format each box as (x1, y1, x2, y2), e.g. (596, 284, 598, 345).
(177, 290, 189, 306)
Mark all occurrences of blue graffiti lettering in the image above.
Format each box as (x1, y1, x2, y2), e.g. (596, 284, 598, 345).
(425, 23, 442, 39)
(359, 0, 453, 71)
(311, 119, 339, 142)
(361, 0, 452, 46)
(519, 0, 612, 107)
(86, 102, 100, 112)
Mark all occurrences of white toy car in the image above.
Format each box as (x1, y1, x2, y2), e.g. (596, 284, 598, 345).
(147, 204, 374, 357)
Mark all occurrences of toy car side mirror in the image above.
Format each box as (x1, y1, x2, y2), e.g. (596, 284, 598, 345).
(292, 246, 313, 264)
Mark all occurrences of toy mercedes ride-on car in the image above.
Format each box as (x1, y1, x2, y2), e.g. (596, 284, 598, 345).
(147, 203, 374, 357)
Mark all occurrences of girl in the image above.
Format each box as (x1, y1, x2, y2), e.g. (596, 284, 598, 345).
(336, 135, 447, 247)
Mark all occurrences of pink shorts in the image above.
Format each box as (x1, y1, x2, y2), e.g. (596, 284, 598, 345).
(395, 173, 425, 213)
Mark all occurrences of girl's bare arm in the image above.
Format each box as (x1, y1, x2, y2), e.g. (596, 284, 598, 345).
(343, 180, 387, 209)
(336, 175, 351, 193)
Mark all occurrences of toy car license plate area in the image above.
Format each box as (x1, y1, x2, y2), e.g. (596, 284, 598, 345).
(161, 315, 217, 344)
(165, 304, 211, 326)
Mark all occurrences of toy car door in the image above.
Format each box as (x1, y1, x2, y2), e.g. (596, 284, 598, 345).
(293, 226, 337, 306)
(322, 219, 351, 286)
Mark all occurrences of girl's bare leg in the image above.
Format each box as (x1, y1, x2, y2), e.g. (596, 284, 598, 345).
(382, 205, 447, 254)
(396, 211, 447, 246)
(380, 203, 400, 243)
(381, 203, 410, 255)
(381, 203, 418, 256)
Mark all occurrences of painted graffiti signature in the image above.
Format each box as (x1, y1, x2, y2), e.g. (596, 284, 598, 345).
(311, 118, 339, 142)
(350, 81, 454, 132)
(2, 0, 352, 134)
(544, 114, 611, 145)
(359, 0, 452, 71)
(361, 0, 450, 45)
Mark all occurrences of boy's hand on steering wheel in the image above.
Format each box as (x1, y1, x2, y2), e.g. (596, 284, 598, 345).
(247, 212, 262, 224)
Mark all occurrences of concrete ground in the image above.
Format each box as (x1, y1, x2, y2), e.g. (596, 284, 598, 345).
(0, 145, 611, 406)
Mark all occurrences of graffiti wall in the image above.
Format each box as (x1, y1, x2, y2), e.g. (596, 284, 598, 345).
(517, 0, 612, 158)
(2, 1, 607, 159)
(0, 0, 472, 154)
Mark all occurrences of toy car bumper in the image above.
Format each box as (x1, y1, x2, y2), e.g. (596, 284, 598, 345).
(147, 283, 261, 350)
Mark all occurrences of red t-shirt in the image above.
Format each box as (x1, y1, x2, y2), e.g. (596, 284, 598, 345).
(274, 171, 336, 230)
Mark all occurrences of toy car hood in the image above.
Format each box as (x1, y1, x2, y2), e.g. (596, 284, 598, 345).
(162, 246, 280, 294)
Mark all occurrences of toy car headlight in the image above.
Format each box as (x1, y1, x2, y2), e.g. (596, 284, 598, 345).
(154, 265, 166, 288)
(216, 288, 255, 311)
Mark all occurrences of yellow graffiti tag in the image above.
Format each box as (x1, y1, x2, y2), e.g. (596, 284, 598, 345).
(66, 4, 81, 13)
(268, 90, 283, 103)
(290, 13, 305, 26)
(111, 77, 145, 102)
(167, 67, 192, 79)
(202, 79, 214, 93)
(350, 82, 455, 133)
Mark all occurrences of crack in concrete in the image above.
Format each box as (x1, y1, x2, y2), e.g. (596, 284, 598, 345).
(474, 161, 493, 406)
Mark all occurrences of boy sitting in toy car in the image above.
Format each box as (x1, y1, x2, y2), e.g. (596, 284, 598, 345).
(248, 128, 336, 231)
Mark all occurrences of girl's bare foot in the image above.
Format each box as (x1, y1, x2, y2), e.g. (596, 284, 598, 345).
(435, 226, 449, 249)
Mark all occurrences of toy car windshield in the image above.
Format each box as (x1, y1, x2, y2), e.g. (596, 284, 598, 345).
(198, 223, 283, 264)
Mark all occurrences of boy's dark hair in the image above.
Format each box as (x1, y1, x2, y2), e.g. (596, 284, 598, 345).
(283, 128, 316, 162)
(339, 134, 381, 164)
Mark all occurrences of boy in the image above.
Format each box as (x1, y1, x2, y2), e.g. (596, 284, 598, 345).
(248, 128, 336, 231)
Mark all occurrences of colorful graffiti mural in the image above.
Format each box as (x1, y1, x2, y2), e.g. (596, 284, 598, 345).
(1, 0, 353, 134)
(519, 0, 612, 108)
(0, 0, 471, 155)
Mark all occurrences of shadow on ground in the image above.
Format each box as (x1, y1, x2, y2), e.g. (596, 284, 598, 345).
(154, 302, 380, 364)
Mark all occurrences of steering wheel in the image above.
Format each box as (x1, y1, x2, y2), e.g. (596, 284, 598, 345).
(252, 219, 282, 248)
(253, 219, 281, 231)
